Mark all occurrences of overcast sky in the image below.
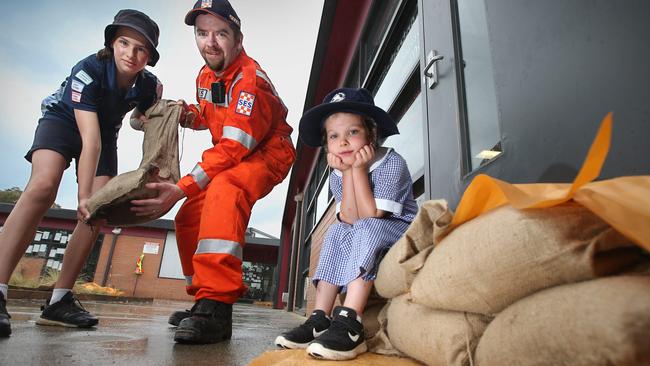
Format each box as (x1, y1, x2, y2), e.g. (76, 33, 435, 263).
(0, 1, 323, 237)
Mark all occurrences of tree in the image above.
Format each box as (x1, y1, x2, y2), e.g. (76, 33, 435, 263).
(0, 187, 61, 208)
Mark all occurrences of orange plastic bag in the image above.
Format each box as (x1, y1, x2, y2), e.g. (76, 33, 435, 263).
(450, 113, 650, 250)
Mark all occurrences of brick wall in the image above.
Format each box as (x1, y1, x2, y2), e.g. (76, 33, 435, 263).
(94, 233, 191, 301)
(13, 257, 47, 282)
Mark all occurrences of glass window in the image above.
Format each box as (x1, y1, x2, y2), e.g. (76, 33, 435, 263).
(159, 231, 184, 279)
(457, 0, 502, 170)
(373, 13, 421, 111)
(382, 95, 424, 178)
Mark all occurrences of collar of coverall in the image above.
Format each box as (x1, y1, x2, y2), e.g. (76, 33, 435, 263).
(212, 49, 247, 79)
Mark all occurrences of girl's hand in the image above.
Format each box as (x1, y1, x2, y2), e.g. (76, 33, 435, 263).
(327, 152, 350, 171)
(77, 197, 91, 222)
(353, 144, 375, 169)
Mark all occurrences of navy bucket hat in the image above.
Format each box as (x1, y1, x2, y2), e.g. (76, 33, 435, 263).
(185, 0, 241, 29)
(104, 9, 160, 67)
(299, 88, 399, 147)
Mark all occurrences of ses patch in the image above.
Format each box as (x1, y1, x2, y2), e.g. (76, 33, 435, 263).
(235, 91, 255, 116)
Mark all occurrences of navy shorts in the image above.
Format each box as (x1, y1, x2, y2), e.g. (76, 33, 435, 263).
(25, 116, 118, 177)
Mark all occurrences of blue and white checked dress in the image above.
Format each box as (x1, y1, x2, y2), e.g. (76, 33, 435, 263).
(313, 147, 418, 290)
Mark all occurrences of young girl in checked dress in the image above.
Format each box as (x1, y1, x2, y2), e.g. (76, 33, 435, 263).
(275, 87, 417, 360)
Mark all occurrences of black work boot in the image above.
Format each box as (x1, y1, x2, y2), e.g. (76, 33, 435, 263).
(168, 309, 191, 326)
(0, 292, 11, 337)
(173, 298, 232, 344)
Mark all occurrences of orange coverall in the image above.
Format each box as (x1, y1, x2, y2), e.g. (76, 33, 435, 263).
(175, 50, 295, 303)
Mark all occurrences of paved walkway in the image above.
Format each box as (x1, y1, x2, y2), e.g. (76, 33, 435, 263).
(0, 298, 305, 366)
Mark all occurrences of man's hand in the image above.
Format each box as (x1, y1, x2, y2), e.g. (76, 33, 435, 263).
(352, 144, 375, 169)
(327, 152, 351, 171)
(131, 182, 186, 216)
(176, 99, 197, 128)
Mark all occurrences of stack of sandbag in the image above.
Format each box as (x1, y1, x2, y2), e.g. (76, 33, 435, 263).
(372, 200, 649, 366)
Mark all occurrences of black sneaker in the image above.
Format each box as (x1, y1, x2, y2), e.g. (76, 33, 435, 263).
(0, 292, 11, 337)
(173, 298, 232, 344)
(36, 292, 98, 328)
(168, 309, 191, 326)
(275, 309, 330, 349)
(306, 306, 367, 360)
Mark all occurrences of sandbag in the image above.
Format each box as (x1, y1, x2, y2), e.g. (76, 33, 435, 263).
(375, 200, 452, 298)
(87, 100, 182, 226)
(475, 275, 650, 366)
(387, 294, 491, 366)
(411, 202, 644, 314)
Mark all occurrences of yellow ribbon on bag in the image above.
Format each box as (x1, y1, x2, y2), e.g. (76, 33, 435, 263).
(450, 112, 650, 250)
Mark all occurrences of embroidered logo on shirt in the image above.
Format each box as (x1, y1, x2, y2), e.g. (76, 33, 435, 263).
(71, 80, 85, 93)
(235, 91, 255, 116)
(201, 0, 212, 8)
(198, 87, 210, 101)
(71, 91, 82, 103)
(75, 70, 93, 85)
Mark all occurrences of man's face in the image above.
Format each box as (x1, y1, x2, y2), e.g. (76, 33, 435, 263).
(194, 13, 242, 73)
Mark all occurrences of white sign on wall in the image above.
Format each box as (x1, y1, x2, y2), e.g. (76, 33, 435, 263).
(143, 242, 160, 255)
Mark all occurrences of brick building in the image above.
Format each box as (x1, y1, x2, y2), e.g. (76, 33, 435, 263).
(1, 202, 279, 301)
(275, 0, 650, 314)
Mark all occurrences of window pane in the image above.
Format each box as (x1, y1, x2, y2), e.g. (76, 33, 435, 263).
(374, 13, 421, 111)
(383, 95, 424, 179)
(457, 0, 502, 170)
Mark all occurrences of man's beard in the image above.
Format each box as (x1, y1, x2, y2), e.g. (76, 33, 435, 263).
(203, 54, 225, 72)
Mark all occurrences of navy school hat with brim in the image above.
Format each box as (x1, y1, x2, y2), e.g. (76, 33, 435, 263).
(299, 88, 399, 147)
(185, 0, 241, 29)
(104, 9, 160, 66)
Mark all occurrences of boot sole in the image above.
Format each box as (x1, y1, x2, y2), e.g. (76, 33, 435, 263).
(36, 317, 98, 328)
(274, 335, 310, 349)
(173, 328, 232, 344)
(307, 341, 368, 361)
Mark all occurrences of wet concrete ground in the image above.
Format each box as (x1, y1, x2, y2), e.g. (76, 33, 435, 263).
(0, 298, 306, 365)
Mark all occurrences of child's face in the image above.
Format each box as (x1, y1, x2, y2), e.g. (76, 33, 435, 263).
(112, 27, 151, 78)
(324, 112, 370, 166)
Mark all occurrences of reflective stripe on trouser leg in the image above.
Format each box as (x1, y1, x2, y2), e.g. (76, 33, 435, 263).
(192, 142, 294, 303)
(175, 189, 207, 296)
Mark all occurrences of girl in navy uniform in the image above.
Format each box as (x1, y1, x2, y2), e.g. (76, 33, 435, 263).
(275, 88, 417, 360)
(0, 9, 162, 337)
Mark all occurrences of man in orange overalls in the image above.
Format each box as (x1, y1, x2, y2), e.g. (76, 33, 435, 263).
(131, 0, 295, 344)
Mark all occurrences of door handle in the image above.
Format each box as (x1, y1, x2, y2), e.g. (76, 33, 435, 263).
(424, 50, 444, 89)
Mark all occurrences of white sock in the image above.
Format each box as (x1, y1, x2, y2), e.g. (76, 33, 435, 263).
(49, 288, 72, 305)
(0, 283, 7, 299)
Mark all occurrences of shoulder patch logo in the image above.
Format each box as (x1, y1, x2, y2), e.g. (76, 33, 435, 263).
(71, 79, 85, 93)
(75, 70, 93, 85)
(235, 91, 256, 116)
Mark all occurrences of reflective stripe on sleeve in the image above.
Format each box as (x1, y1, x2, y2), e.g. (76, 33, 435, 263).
(222, 126, 257, 150)
(190, 163, 211, 189)
(185, 276, 193, 286)
(195, 239, 243, 260)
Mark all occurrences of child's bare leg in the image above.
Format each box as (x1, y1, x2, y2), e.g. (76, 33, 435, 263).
(314, 280, 339, 315)
(0, 150, 66, 283)
(342, 277, 374, 315)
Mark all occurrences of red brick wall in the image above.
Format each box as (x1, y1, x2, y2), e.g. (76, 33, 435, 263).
(13, 257, 47, 282)
(94, 233, 191, 301)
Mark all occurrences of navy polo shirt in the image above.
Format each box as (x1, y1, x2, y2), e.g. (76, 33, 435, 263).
(41, 54, 161, 145)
